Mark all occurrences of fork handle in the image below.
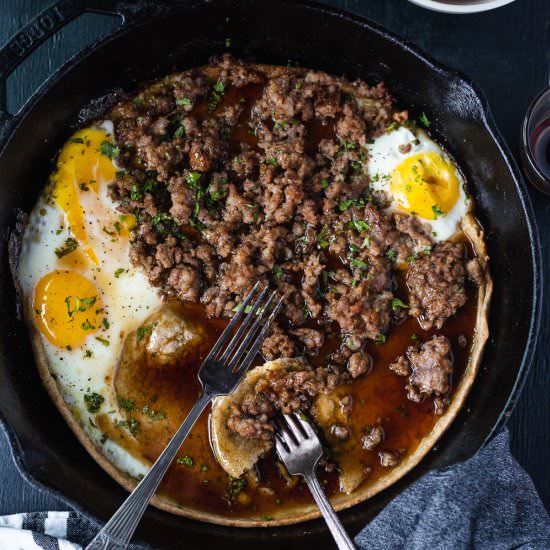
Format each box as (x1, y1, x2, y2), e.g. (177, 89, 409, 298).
(85, 391, 213, 550)
(305, 474, 356, 550)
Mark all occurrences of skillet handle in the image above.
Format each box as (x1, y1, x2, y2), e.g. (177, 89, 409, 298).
(0, 0, 169, 148)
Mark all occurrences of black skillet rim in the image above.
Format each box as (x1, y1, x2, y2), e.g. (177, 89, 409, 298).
(0, 0, 542, 534)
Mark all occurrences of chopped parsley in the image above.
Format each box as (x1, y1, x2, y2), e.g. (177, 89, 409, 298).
(99, 140, 120, 159)
(55, 237, 78, 258)
(176, 97, 192, 106)
(114, 268, 126, 278)
(80, 319, 95, 331)
(84, 392, 104, 413)
(173, 125, 185, 139)
(177, 455, 194, 467)
(316, 226, 330, 249)
(272, 265, 283, 279)
(151, 212, 185, 239)
(225, 37, 232, 47)
(374, 334, 386, 345)
(208, 80, 225, 112)
(338, 199, 354, 211)
(391, 298, 409, 311)
(267, 156, 278, 166)
(321, 178, 329, 189)
(118, 418, 140, 436)
(225, 475, 247, 504)
(70, 137, 84, 144)
(130, 184, 143, 201)
(75, 296, 96, 312)
(348, 218, 370, 232)
(432, 204, 445, 219)
(118, 396, 135, 412)
(419, 112, 431, 127)
(386, 249, 398, 262)
(351, 258, 368, 270)
(186, 171, 202, 188)
(386, 121, 400, 132)
(95, 336, 109, 346)
(136, 323, 156, 343)
(232, 303, 254, 314)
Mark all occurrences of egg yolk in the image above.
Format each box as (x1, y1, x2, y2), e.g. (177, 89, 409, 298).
(34, 270, 104, 349)
(51, 128, 117, 265)
(390, 151, 460, 220)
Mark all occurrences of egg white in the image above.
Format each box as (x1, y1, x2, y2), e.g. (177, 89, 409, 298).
(367, 126, 471, 242)
(17, 121, 161, 476)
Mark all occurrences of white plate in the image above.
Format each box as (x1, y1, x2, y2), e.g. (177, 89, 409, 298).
(407, 0, 516, 14)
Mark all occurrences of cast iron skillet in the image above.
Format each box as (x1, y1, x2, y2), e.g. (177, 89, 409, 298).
(0, 0, 541, 548)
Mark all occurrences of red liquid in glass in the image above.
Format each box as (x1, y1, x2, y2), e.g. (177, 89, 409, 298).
(530, 118, 550, 178)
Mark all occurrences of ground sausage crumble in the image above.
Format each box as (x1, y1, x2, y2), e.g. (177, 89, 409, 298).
(105, 55, 483, 456)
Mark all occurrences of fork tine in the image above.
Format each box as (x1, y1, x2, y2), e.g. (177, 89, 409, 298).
(291, 412, 318, 439)
(275, 415, 298, 449)
(218, 285, 270, 364)
(231, 295, 284, 374)
(274, 433, 290, 457)
(226, 290, 277, 369)
(287, 413, 309, 441)
(203, 281, 261, 362)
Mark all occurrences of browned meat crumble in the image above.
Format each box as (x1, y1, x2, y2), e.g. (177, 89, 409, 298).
(105, 55, 481, 458)
(389, 335, 454, 414)
(406, 242, 467, 331)
(106, 54, 452, 362)
(226, 361, 350, 440)
(361, 426, 384, 451)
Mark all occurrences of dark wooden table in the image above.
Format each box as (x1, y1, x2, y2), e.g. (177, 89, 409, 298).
(1, 0, 548, 523)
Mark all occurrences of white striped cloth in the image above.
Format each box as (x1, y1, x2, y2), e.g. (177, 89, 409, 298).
(0, 512, 85, 549)
(0, 512, 145, 550)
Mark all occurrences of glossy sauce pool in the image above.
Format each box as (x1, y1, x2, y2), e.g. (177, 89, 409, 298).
(97, 279, 477, 520)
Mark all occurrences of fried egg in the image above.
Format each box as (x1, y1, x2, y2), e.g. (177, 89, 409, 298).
(367, 126, 471, 241)
(17, 122, 162, 477)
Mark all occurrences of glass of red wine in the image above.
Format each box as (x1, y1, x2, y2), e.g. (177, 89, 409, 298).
(520, 85, 550, 195)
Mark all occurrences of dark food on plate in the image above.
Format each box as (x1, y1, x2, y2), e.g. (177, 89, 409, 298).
(17, 54, 491, 525)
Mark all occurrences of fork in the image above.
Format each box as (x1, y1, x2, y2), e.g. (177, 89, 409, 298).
(87, 281, 283, 550)
(275, 413, 356, 550)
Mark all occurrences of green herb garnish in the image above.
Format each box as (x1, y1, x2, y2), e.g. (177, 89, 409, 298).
(391, 298, 409, 311)
(84, 392, 104, 413)
(177, 455, 194, 467)
(136, 323, 155, 342)
(55, 237, 78, 258)
(419, 112, 431, 127)
(99, 140, 120, 159)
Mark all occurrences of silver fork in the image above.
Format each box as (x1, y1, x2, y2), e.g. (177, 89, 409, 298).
(87, 281, 283, 550)
(275, 413, 356, 550)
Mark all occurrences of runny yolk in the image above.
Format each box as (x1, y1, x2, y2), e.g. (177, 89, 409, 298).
(33, 270, 104, 349)
(390, 151, 460, 220)
(51, 128, 118, 265)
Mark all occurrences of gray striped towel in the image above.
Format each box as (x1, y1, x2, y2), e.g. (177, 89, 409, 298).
(0, 511, 90, 549)
(1, 430, 549, 549)
(0, 512, 145, 550)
